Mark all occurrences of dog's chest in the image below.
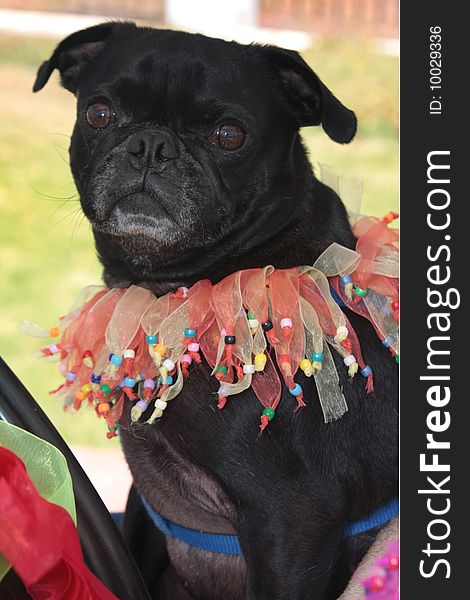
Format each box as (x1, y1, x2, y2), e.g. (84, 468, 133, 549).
(120, 393, 238, 535)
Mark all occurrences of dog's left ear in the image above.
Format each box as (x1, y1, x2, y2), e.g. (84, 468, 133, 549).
(261, 46, 357, 143)
(33, 22, 137, 94)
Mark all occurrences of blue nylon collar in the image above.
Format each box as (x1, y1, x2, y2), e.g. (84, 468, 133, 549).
(329, 282, 347, 308)
(344, 499, 399, 536)
(141, 496, 242, 554)
(141, 496, 398, 555)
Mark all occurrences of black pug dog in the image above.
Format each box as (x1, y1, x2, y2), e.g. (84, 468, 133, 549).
(34, 22, 397, 600)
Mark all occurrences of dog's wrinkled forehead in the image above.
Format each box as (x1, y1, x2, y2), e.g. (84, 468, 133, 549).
(79, 33, 270, 130)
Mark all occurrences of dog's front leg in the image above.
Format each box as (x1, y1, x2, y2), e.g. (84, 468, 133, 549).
(237, 499, 346, 600)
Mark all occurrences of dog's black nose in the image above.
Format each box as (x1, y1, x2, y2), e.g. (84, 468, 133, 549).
(127, 129, 179, 168)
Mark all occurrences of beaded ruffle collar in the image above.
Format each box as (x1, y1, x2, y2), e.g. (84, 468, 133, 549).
(24, 213, 399, 439)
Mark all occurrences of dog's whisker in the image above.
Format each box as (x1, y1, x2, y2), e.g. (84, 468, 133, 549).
(50, 141, 93, 178)
(67, 210, 87, 252)
(48, 206, 82, 229)
(57, 181, 78, 192)
(31, 184, 80, 203)
(43, 197, 77, 218)
(52, 200, 79, 219)
(50, 140, 72, 168)
(47, 131, 71, 139)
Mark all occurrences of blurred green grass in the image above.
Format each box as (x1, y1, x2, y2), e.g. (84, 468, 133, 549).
(0, 34, 397, 447)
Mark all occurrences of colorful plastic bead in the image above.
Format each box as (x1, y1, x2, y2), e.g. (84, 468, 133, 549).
(395, 354, 400, 364)
(300, 358, 314, 377)
(254, 353, 267, 364)
(360, 365, 372, 378)
(311, 352, 324, 363)
(336, 325, 348, 339)
(343, 354, 357, 367)
(163, 359, 175, 371)
(224, 335, 236, 345)
(262, 407, 275, 419)
(364, 576, 386, 592)
(340, 274, 352, 285)
(262, 320, 273, 332)
(280, 317, 293, 329)
(123, 349, 135, 359)
(181, 354, 192, 365)
(131, 398, 149, 422)
(146, 334, 157, 344)
(188, 342, 200, 352)
(382, 210, 399, 224)
(254, 353, 267, 371)
(166, 375, 174, 385)
(143, 378, 156, 389)
(110, 354, 123, 366)
(184, 328, 197, 338)
(377, 553, 399, 570)
(97, 402, 111, 414)
(82, 349, 93, 367)
(218, 383, 230, 396)
(153, 344, 167, 355)
(136, 400, 148, 411)
(215, 365, 228, 375)
(391, 300, 399, 311)
(354, 286, 368, 297)
(179, 286, 189, 298)
(154, 399, 168, 411)
(289, 383, 303, 397)
(124, 377, 136, 388)
(382, 337, 392, 348)
(49, 326, 60, 337)
(66, 372, 77, 383)
(243, 364, 255, 374)
(90, 374, 101, 384)
(99, 384, 112, 396)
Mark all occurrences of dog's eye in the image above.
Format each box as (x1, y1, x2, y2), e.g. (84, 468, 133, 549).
(210, 123, 246, 151)
(86, 102, 115, 130)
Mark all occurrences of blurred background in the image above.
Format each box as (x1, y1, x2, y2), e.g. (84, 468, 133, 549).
(0, 0, 398, 510)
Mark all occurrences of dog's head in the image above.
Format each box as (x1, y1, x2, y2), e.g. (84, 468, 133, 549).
(34, 23, 356, 287)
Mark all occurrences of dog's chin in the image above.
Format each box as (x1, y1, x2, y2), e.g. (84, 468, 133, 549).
(90, 193, 206, 267)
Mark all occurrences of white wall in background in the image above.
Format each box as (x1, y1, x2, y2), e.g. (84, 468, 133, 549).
(165, 0, 259, 33)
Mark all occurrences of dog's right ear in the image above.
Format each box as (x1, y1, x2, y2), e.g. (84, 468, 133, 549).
(33, 22, 136, 94)
(259, 45, 357, 144)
